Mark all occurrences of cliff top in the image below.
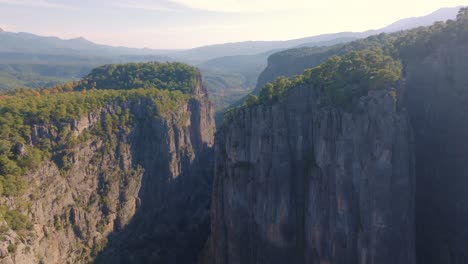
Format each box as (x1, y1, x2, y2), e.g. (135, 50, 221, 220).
(0, 61, 201, 193)
(80, 62, 201, 94)
(239, 50, 401, 110)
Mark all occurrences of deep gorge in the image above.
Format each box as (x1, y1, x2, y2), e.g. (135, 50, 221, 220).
(1, 8, 468, 264)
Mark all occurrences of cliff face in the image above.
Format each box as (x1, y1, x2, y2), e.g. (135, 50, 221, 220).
(206, 84, 415, 264)
(96, 80, 215, 263)
(0, 81, 214, 264)
(248, 13, 468, 263)
(405, 40, 468, 264)
(0, 103, 143, 264)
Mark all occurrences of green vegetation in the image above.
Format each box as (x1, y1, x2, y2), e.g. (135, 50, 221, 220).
(255, 33, 399, 92)
(257, 76, 298, 104)
(0, 62, 195, 205)
(202, 70, 253, 111)
(228, 49, 402, 121)
(91, 237, 108, 258)
(0, 72, 72, 92)
(0, 61, 200, 94)
(243, 95, 259, 107)
(0, 88, 189, 197)
(233, 7, 468, 120)
(3, 209, 32, 231)
(304, 50, 401, 105)
(0, 64, 92, 92)
(7, 243, 17, 253)
(0, 62, 197, 234)
(394, 7, 468, 59)
(78, 62, 200, 93)
(0, 205, 32, 233)
(246, 50, 402, 108)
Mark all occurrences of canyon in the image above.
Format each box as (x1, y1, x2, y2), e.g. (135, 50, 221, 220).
(1, 8, 468, 264)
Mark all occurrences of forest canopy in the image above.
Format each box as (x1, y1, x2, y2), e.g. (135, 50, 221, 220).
(79, 62, 200, 93)
(246, 49, 402, 108)
(243, 7, 468, 111)
(0, 62, 198, 199)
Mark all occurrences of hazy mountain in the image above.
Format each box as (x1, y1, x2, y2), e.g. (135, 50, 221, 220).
(172, 33, 362, 62)
(251, 7, 463, 93)
(171, 6, 463, 62)
(380, 6, 462, 32)
(196, 38, 358, 111)
(197, 5, 463, 109)
(0, 7, 461, 62)
(197, 52, 273, 112)
(0, 31, 168, 57)
(219, 6, 463, 115)
(0, 6, 462, 111)
(3, 7, 468, 264)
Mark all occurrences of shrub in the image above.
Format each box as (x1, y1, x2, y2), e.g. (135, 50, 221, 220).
(0, 175, 26, 197)
(4, 210, 32, 231)
(7, 243, 16, 253)
(243, 95, 258, 107)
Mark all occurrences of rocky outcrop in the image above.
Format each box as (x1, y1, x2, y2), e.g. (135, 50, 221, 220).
(95, 78, 215, 264)
(0, 80, 215, 264)
(205, 85, 415, 264)
(0, 106, 141, 264)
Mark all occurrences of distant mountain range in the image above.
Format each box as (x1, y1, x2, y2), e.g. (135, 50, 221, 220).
(0, 6, 463, 111)
(177, 6, 463, 61)
(0, 6, 462, 62)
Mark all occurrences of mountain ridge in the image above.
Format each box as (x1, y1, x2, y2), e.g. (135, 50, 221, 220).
(0, 6, 463, 115)
(0, 6, 463, 61)
(251, 6, 463, 96)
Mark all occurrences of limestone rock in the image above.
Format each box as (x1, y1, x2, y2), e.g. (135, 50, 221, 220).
(205, 84, 416, 264)
(2, 78, 214, 264)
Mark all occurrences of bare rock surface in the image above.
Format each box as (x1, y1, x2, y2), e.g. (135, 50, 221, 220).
(205, 84, 415, 264)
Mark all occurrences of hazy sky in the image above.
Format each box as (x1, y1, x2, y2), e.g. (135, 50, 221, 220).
(0, 0, 467, 49)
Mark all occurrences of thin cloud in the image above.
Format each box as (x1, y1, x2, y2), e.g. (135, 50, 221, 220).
(111, 0, 186, 12)
(0, 0, 72, 8)
(107, 0, 320, 13)
(167, 0, 321, 13)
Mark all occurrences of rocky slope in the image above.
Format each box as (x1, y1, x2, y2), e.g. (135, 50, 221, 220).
(0, 74, 214, 264)
(205, 83, 415, 264)
(95, 79, 215, 263)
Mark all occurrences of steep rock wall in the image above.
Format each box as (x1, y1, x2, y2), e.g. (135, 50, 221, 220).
(96, 81, 215, 263)
(0, 82, 214, 264)
(206, 85, 415, 264)
(405, 41, 468, 264)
